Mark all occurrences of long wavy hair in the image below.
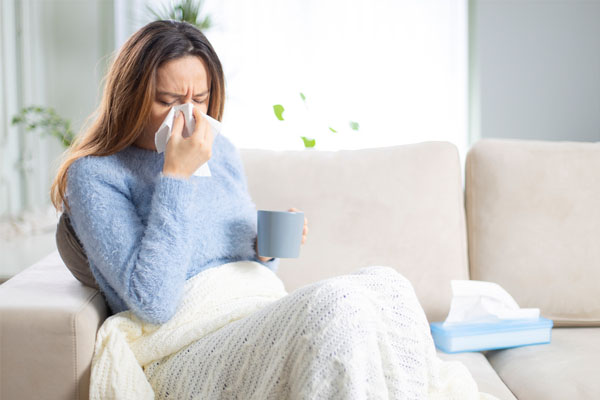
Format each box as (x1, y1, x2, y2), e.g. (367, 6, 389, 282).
(50, 20, 225, 213)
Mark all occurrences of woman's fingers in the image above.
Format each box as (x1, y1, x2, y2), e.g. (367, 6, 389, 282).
(288, 208, 308, 245)
(163, 107, 215, 178)
(171, 111, 185, 139)
(192, 106, 211, 142)
(302, 217, 308, 244)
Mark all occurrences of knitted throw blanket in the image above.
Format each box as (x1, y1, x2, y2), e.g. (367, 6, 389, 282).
(89, 262, 497, 399)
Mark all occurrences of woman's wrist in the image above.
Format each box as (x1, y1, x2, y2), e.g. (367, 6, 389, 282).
(162, 167, 190, 179)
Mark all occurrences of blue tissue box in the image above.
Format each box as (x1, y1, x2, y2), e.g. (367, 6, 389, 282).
(430, 317, 553, 353)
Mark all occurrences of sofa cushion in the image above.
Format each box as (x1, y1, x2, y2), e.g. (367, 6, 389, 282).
(55, 211, 99, 289)
(437, 350, 517, 400)
(486, 328, 600, 399)
(0, 251, 108, 400)
(241, 142, 469, 322)
(466, 139, 600, 326)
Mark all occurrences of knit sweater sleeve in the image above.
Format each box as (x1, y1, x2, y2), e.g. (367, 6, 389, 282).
(254, 255, 280, 272)
(66, 157, 196, 324)
(225, 141, 281, 272)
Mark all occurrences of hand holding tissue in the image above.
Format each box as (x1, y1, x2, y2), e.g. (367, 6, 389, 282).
(154, 102, 222, 177)
(430, 280, 553, 353)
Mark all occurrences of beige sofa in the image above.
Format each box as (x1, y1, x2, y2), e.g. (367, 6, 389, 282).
(1, 139, 599, 399)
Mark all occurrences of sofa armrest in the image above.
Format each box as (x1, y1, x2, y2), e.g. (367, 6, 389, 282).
(0, 250, 108, 400)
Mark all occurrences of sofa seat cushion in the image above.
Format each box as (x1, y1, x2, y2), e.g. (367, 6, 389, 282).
(486, 328, 600, 399)
(437, 350, 517, 400)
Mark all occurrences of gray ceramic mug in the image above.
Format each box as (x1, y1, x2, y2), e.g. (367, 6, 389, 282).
(257, 210, 304, 258)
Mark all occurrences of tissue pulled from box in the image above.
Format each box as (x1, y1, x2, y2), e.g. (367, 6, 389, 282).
(443, 280, 540, 325)
(154, 102, 221, 177)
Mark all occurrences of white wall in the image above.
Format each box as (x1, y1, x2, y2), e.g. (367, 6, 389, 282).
(0, 0, 23, 218)
(1, 0, 469, 219)
(0, 0, 114, 220)
(472, 0, 600, 142)
(143, 0, 469, 157)
(0, 0, 115, 279)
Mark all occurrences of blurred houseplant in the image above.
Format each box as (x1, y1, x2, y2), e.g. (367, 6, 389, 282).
(148, 2, 352, 150)
(273, 92, 360, 148)
(11, 106, 75, 148)
(147, 0, 212, 30)
(5, 106, 72, 241)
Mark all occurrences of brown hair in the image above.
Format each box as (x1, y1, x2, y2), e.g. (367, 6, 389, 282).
(50, 20, 225, 213)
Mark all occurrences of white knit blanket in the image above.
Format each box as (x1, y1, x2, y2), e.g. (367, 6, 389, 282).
(90, 262, 497, 399)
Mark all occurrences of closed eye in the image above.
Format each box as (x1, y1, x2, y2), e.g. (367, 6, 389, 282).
(158, 98, 207, 106)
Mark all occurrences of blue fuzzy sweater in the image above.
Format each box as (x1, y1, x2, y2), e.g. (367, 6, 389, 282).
(66, 134, 279, 325)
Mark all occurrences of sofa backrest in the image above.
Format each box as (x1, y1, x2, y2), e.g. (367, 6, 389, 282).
(241, 141, 469, 322)
(466, 139, 600, 327)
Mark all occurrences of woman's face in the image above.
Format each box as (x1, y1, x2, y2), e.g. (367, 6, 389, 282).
(136, 55, 211, 151)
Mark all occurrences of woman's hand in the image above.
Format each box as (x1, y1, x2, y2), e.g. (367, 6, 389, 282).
(255, 208, 308, 263)
(163, 107, 213, 179)
(256, 246, 272, 263)
(288, 207, 308, 245)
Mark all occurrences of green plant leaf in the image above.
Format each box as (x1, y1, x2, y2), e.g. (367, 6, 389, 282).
(11, 105, 74, 148)
(301, 136, 316, 148)
(147, 0, 212, 30)
(273, 104, 285, 121)
(300, 92, 306, 102)
(349, 121, 360, 131)
(199, 15, 212, 30)
(328, 127, 337, 133)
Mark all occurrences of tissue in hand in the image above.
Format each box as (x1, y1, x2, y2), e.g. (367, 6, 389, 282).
(154, 102, 222, 177)
(430, 280, 552, 353)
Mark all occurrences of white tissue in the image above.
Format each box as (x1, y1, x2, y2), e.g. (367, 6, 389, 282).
(154, 102, 221, 177)
(444, 280, 540, 325)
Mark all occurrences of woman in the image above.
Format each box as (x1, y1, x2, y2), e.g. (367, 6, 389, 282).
(51, 19, 308, 323)
(51, 20, 488, 400)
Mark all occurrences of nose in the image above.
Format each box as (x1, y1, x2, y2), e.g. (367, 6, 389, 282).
(183, 88, 192, 104)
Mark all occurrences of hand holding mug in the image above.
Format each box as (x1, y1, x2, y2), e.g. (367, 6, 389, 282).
(256, 208, 308, 262)
(288, 207, 308, 245)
